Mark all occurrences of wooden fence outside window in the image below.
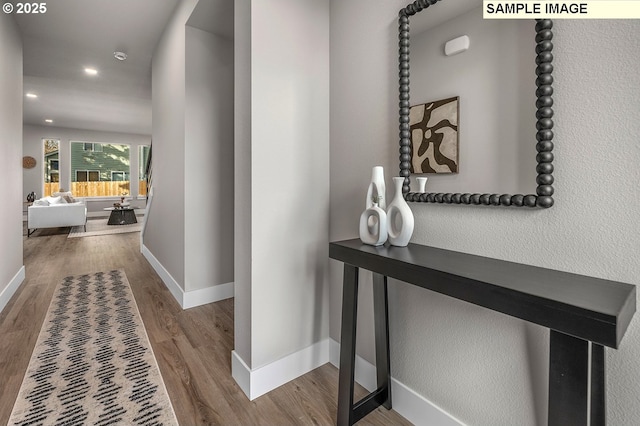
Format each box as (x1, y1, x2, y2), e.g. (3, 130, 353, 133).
(44, 181, 147, 197)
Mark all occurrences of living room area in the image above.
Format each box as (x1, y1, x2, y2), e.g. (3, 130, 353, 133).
(22, 131, 149, 239)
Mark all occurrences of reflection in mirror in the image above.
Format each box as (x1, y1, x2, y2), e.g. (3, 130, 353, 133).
(43, 138, 60, 196)
(398, 0, 554, 208)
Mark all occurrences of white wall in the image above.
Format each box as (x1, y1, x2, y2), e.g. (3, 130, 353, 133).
(232, 0, 330, 393)
(22, 124, 150, 212)
(250, 0, 330, 369)
(330, 1, 640, 425)
(185, 26, 234, 292)
(148, 0, 235, 306)
(234, 0, 252, 367)
(148, 0, 198, 291)
(0, 13, 25, 313)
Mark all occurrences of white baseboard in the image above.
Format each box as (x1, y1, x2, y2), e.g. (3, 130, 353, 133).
(0, 266, 26, 314)
(231, 351, 252, 398)
(232, 339, 330, 400)
(183, 282, 234, 309)
(141, 244, 233, 310)
(329, 339, 464, 426)
(141, 244, 183, 304)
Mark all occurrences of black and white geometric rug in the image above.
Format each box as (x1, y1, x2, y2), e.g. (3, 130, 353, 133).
(9, 270, 178, 426)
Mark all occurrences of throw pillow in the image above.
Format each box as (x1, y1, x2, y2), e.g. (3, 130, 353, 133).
(34, 199, 50, 206)
(53, 191, 76, 203)
(45, 195, 64, 204)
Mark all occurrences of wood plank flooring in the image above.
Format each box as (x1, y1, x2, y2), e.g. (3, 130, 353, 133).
(0, 229, 411, 425)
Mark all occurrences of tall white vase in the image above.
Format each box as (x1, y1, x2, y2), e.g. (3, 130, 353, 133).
(387, 177, 414, 247)
(366, 166, 386, 210)
(359, 202, 388, 246)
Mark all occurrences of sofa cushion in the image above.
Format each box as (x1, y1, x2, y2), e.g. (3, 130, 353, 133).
(33, 199, 50, 206)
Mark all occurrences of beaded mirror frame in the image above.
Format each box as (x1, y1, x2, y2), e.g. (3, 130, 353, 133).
(398, 0, 555, 208)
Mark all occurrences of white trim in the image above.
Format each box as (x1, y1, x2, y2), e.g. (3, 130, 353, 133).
(141, 244, 184, 306)
(0, 266, 26, 313)
(183, 282, 234, 309)
(391, 377, 465, 426)
(329, 339, 464, 426)
(141, 244, 233, 310)
(232, 339, 330, 400)
(231, 351, 252, 398)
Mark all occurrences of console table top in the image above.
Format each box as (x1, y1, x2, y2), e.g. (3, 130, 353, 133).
(329, 239, 636, 349)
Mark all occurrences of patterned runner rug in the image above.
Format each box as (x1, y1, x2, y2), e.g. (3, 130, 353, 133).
(9, 270, 178, 426)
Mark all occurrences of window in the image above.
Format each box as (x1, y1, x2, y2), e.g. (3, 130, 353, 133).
(43, 139, 60, 196)
(71, 141, 130, 197)
(111, 171, 127, 181)
(76, 170, 100, 182)
(83, 142, 103, 152)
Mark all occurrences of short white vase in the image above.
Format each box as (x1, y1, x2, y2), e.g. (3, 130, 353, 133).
(387, 177, 414, 247)
(416, 177, 428, 193)
(359, 202, 388, 246)
(366, 166, 386, 210)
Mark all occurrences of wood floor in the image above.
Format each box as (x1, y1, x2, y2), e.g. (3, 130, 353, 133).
(0, 228, 411, 425)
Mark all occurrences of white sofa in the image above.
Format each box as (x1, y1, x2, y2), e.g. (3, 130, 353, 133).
(27, 195, 87, 237)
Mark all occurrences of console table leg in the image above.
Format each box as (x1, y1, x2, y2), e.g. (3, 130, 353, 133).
(591, 343, 606, 426)
(548, 330, 589, 426)
(373, 273, 391, 410)
(337, 264, 359, 426)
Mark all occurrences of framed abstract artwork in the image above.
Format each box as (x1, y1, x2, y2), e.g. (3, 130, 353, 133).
(409, 96, 459, 174)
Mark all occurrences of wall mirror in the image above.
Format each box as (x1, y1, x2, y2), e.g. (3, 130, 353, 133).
(398, 0, 554, 208)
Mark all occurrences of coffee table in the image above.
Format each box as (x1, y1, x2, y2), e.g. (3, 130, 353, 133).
(104, 207, 137, 225)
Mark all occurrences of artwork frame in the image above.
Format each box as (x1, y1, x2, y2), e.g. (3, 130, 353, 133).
(410, 96, 459, 174)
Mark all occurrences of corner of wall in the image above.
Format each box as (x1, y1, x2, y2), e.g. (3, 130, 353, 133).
(0, 266, 25, 314)
(141, 243, 233, 310)
(232, 340, 330, 401)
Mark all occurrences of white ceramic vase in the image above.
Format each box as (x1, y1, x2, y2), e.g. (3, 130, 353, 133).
(416, 177, 428, 193)
(359, 202, 388, 246)
(366, 166, 386, 210)
(387, 177, 414, 247)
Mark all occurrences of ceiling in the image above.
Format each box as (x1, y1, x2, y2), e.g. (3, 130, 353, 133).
(15, 0, 180, 135)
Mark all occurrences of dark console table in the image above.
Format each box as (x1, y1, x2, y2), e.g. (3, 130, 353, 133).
(329, 238, 636, 426)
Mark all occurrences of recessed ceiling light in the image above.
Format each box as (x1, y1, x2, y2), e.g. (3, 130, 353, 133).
(84, 67, 98, 76)
(45, 119, 53, 123)
(114, 51, 127, 61)
(26, 93, 38, 98)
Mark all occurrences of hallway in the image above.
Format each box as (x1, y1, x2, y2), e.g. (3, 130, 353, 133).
(0, 232, 409, 425)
